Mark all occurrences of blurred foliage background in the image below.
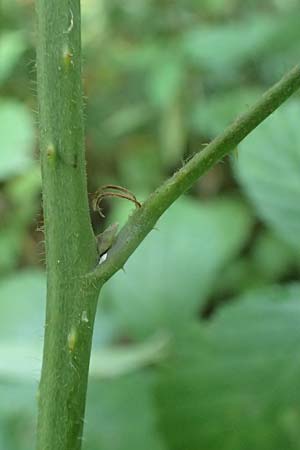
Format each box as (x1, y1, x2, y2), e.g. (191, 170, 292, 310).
(1, 0, 300, 449)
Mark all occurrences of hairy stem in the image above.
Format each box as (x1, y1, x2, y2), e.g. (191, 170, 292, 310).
(89, 63, 300, 284)
(35, 1, 300, 446)
(36, 1, 99, 449)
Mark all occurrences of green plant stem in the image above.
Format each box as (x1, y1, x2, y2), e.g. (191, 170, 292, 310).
(35, 2, 300, 446)
(36, 1, 100, 449)
(89, 63, 300, 284)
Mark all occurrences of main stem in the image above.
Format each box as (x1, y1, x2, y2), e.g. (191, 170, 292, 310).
(36, 1, 100, 449)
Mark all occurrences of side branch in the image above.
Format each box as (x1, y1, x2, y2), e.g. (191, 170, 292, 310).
(88, 63, 300, 284)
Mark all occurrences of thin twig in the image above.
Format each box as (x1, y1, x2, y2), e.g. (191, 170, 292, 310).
(86, 63, 300, 284)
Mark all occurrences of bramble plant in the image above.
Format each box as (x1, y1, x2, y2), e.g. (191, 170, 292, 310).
(34, 1, 300, 450)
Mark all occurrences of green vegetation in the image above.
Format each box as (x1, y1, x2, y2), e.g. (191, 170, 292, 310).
(1, 1, 300, 449)
(35, 1, 100, 449)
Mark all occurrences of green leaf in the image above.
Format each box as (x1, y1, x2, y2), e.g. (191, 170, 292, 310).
(0, 100, 35, 181)
(0, 270, 45, 341)
(0, 167, 41, 274)
(118, 144, 162, 193)
(181, 17, 275, 79)
(235, 101, 300, 252)
(156, 284, 300, 450)
(250, 229, 298, 281)
(0, 227, 25, 275)
(159, 99, 185, 167)
(258, 13, 300, 83)
(147, 54, 183, 108)
(0, 271, 45, 449)
(85, 373, 166, 450)
(190, 87, 262, 137)
(0, 32, 26, 85)
(90, 333, 170, 379)
(102, 197, 253, 338)
(0, 382, 36, 450)
(102, 104, 152, 137)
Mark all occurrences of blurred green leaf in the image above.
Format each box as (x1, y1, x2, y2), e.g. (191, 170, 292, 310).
(193, 0, 237, 16)
(147, 54, 183, 108)
(156, 283, 300, 450)
(81, 0, 107, 46)
(0, 167, 41, 274)
(0, 270, 45, 341)
(251, 229, 298, 281)
(235, 101, 300, 251)
(0, 100, 35, 181)
(0, 227, 24, 274)
(0, 32, 26, 85)
(215, 228, 300, 298)
(159, 99, 186, 167)
(6, 165, 41, 228)
(213, 257, 262, 296)
(0, 382, 36, 450)
(0, 271, 43, 449)
(258, 12, 300, 83)
(181, 16, 275, 78)
(102, 104, 152, 138)
(91, 332, 170, 379)
(190, 87, 262, 137)
(85, 373, 166, 450)
(102, 196, 253, 338)
(7, 166, 41, 206)
(118, 144, 162, 193)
